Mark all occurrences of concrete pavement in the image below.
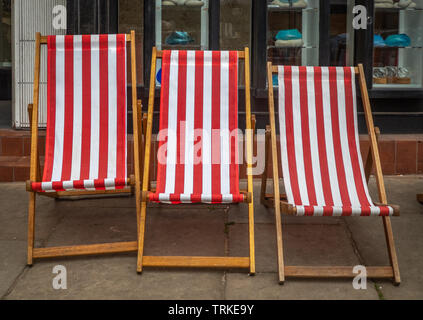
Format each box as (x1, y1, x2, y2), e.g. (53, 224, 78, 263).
(1, 176, 422, 300)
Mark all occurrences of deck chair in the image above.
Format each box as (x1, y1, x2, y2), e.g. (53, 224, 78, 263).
(261, 63, 401, 284)
(136, 48, 255, 274)
(26, 31, 144, 264)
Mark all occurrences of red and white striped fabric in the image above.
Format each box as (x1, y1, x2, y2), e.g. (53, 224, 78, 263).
(277, 66, 393, 216)
(31, 34, 128, 192)
(149, 50, 244, 204)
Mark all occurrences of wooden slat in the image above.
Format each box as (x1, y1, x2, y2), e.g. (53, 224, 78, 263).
(137, 47, 158, 273)
(28, 177, 133, 192)
(155, 50, 246, 59)
(27, 32, 42, 266)
(40, 34, 132, 44)
(33, 241, 138, 258)
(55, 188, 132, 197)
(129, 30, 142, 239)
(27, 104, 41, 182)
(267, 62, 285, 283)
(358, 64, 401, 285)
(285, 266, 394, 279)
(271, 65, 359, 74)
(143, 256, 250, 268)
(260, 126, 271, 205)
(244, 47, 256, 275)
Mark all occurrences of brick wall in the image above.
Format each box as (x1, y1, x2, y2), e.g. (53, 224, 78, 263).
(1, 129, 422, 182)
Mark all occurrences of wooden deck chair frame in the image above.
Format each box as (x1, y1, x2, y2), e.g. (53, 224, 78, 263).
(26, 31, 146, 264)
(136, 47, 255, 274)
(261, 63, 401, 285)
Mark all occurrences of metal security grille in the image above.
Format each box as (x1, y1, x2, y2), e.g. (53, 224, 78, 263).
(13, 0, 66, 128)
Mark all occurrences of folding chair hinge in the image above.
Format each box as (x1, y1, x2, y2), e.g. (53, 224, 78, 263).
(244, 192, 252, 203)
(141, 190, 150, 202)
(26, 180, 33, 192)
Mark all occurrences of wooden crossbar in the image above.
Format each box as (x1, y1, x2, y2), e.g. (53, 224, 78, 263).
(143, 256, 250, 269)
(155, 50, 246, 58)
(270, 65, 359, 74)
(33, 242, 138, 259)
(284, 266, 394, 279)
(40, 34, 133, 44)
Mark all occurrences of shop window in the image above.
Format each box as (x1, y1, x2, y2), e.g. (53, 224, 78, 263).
(220, 0, 251, 50)
(220, 0, 251, 86)
(267, 0, 319, 71)
(119, 0, 144, 85)
(373, 0, 423, 89)
(156, 0, 209, 51)
(329, 1, 348, 66)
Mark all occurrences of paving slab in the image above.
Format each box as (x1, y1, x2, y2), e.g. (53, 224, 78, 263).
(143, 207, 227, 257)
(5, 256, 224, 300)
(228, 223, 360, 273)
(45, 207, 137, 246)
(1, 176, 423, 300)
(225, 273, 380, 300)
(0, 183, 59, 241)
(0, 240, 26, 298)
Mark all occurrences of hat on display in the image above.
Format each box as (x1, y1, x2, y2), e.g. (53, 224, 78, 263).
(374, 34, 387, 47)
(269, 0, 308, 9)
(275, 29, 302, 41)
(375, 0, 394, 8)
(385, 34, 411, 47)
(162, 0, 204, 6)
(275, 29, 303, 47)
(165, 31, 194, 45)
(394, 0, 417, 9)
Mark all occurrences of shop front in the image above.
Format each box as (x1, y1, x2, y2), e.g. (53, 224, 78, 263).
(65, 0, 423, 133)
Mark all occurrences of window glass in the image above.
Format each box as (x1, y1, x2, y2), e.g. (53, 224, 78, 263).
(119, 0, 144, 85)
(267, 0, 319, 69)
(373, 1, 423, 89)
(329, 1, 348, 66)
(220, 0, 251, 86)
(266, 0, 319, 87)
(220, 0, 251, 50)
(157, 0, 209, 50)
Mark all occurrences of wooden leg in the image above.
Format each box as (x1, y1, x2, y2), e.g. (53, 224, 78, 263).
(365, 127, 380, 183)
(275, 206, 285, 284)
(248, 201, 256, 275)
(364, 144, 373, 184)
(382, 216, 401, 285)
(261, 126, 271, 206)
(137, 202, 148, 273)
(27, 192, 36, 266)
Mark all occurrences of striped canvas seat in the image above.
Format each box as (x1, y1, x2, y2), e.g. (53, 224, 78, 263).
(31, 34, 128, 192)
(148, 50, 244, 204)
(277, 66, 393, 216)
